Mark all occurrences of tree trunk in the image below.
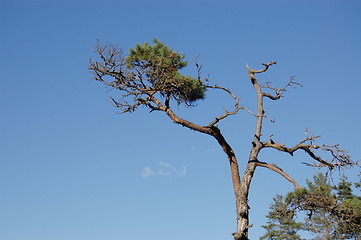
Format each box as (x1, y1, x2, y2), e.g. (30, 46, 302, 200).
(234, 163, 257, 240)
(233, 145, 260, 240)
(233, 64, 265, 239)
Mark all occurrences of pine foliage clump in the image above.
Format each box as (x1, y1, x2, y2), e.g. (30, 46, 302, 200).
(126, 39, 206, 105)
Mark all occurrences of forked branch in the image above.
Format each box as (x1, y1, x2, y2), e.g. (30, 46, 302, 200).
(262, 76, 303, 100)
(261, 130, 353, 170)
(205, 84, 242, 127)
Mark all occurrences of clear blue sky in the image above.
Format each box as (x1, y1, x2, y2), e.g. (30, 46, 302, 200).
(1, 0, 360, 239)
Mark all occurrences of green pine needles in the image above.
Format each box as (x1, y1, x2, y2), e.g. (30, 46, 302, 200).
(260, 195, 303, 240)
(126, 39, 206, 105)
(89, 39, 207, 113)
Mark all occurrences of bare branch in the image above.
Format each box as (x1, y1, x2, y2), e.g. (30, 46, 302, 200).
(261, 131, 353, 170)
(246, 61, 277, 74)
(207, 106, 242, 127)
(254, 161, 301, 188)
(204, 84, 242, 127)
(262, 76, 303, 100)
(195, 56, 208, 83)
(89, 43, 159, 114)
(239, 106, 259, 118)
(204, 83, 276, 126)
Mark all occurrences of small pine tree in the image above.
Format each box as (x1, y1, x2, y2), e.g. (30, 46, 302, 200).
(334, 176, 361, 239)
(260, 195, 303, 240)
(303, 174, 337, 239)
(335, 175, 353, 201)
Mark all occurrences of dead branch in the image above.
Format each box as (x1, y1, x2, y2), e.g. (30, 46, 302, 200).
(260, 131, 353, 170)
(246, 61, 277, 75)
(195, 56, 208, 83)
(205, 84, 242, 127)
(262, 76, 303, 100)
(255, 160, 301, 188)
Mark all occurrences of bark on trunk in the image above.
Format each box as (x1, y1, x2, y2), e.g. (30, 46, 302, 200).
(233, 146, 260, 240)
(233, 162, 257, 240)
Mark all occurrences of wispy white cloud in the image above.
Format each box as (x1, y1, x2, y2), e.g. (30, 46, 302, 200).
(177, 166, 187, 176)
(158, 169, 171, 176)
(140, 162, 187, 177)
(159, 161, 176, 172)
(140, 167, 154, 178)
(159, 161, 187, 176)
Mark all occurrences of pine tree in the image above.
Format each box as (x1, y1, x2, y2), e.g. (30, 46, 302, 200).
(301, 173, 337, 239)
(260, 195, 303, 240)
(263, 173, 361, 239)
(335, 175, 353, 201)
(334, 176, 361, 239)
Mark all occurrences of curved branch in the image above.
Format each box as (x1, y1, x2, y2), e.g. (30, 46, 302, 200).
(205, 84, 242, 127)
(149, 96, 242, 206)
(246, 61, 277, 74)
(254, 161, 301, 188)
(207, 107, 242, 127)
(205, 83, 267, 125)
(261, 133, 353, 170)
(263, 92, 280, 100)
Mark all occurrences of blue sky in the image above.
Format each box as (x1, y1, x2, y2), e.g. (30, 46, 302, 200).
(1, 0, 360, 239)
